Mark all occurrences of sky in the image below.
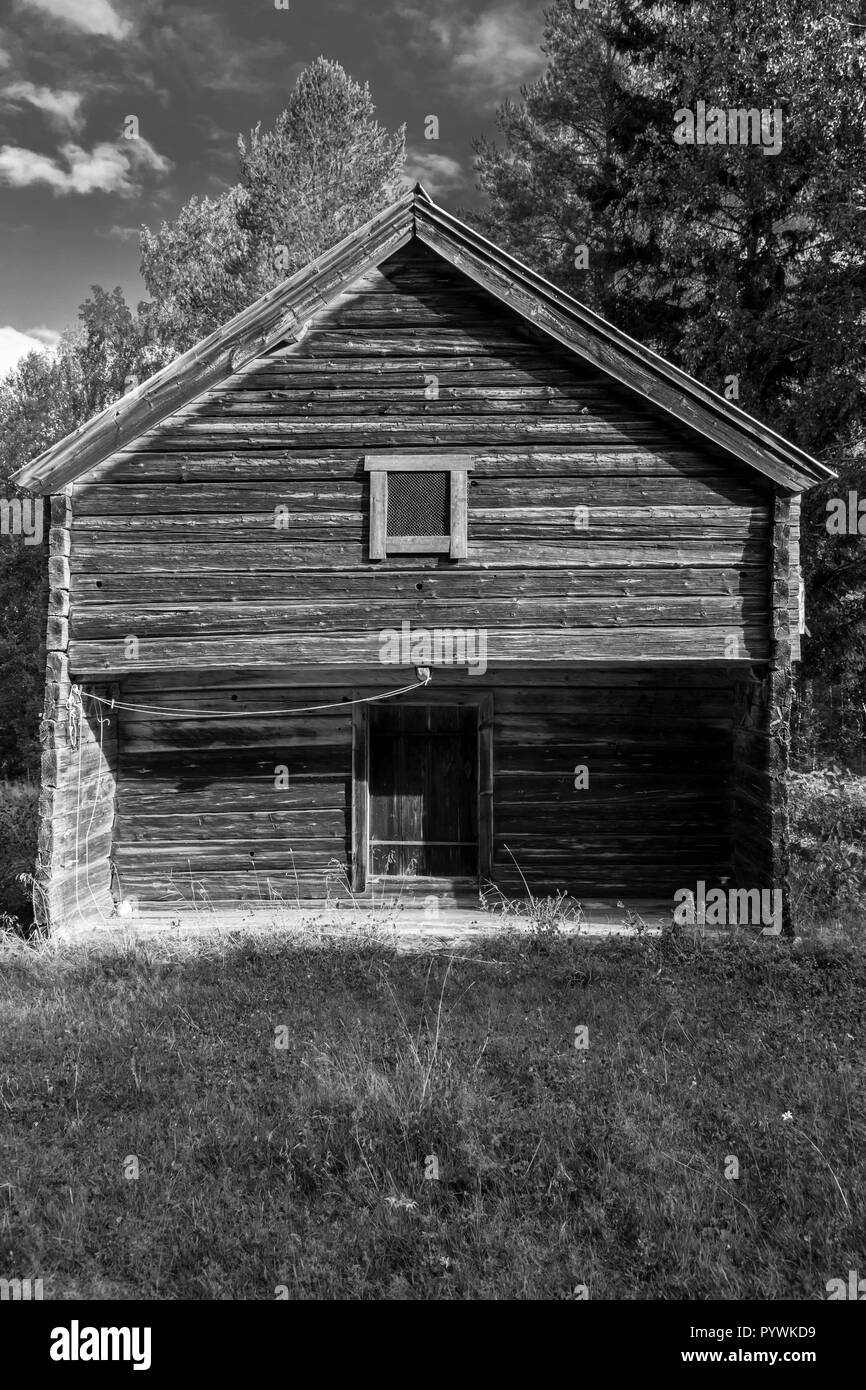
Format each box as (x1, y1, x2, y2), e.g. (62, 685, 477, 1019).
(0, 0, 549, 379)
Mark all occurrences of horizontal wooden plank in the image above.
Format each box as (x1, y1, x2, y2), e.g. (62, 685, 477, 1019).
(120, 666, 751, 691)
(173, 397, 667, 421)
(119, 750, 346, 778)
(118, 782, 346, 814)
(494, 807, 725, 832)
(112, 682, 736, 718)
(274, 328, 556, 355)
(495, 779, 730, 806)
(70, 595, 766, 641)
(492, 833, 727, 851)
(128, 419, 712, 451)
(495, 747, 734, 773)
(86, 446, 753, 484)
(109, 873, 336, 904)
(114, 844, 347, 867)
(490, 871, 731, 893)
(69, 626, 768, 673)
(119, 716, 351, 753)
(116, 811, 347, 842)
(72, 475, 762, 515)
(213, 367, 612, 391)
(70, 507, 769, 545)
(71, 566, 767, 604)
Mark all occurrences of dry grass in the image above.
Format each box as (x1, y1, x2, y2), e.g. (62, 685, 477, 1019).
(0, 924, 863, 1299)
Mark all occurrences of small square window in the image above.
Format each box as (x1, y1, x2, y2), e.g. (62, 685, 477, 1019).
(365, 455, 472, 560)
(388, 470, 449, 538)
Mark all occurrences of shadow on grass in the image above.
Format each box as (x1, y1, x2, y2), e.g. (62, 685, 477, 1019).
(0, 926, 863, 1299)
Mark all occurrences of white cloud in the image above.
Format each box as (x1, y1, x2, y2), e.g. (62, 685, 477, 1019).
(26, 324, 62, 346)
(0, 135, 171, 195)
(404, 149, 464, 197)
(99, 222, 140, 240)
(0, 325, 59, 380)
(124, 135, 171, 174)
(451, 7, 542, 89)
(0, 46, 11, 68)
(15, 0, 131, 41)
(3, 82, 85, 133)
(401, 1, 542, 98)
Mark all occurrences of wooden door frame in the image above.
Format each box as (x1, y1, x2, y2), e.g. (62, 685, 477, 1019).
(351, 689, 493, 893)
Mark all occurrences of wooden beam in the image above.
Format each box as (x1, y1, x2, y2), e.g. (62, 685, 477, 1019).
(351, 698, 369, 893)
(364, 455, 475, 472)
(479, 693, 494, 882)
(386, 537, 452, 554)
(368, 471, 387, 560)
(768, 491, 793, 936)
(450, 469, 468, 559)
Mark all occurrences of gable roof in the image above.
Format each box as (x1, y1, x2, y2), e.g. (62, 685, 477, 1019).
(13, 183, 834, 494)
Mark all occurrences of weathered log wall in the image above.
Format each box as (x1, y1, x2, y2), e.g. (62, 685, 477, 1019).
(36, 494, 117, 928)
(110, 666, 736, 912)
(36, 242, 799, 929)
(66, 244, 772, 675)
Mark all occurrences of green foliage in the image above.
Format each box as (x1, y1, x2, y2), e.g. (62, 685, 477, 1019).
(0, 781, 39, 926)
(472, 1, 681, 338)
(789, 767, 866, 918)
(798, 425, 866, 696)
(238, 58, 406, 282)
(140, 58, 406, 354)
(139, 187, 256, 358)
(473, 0, 866, 744)
(0, 297, 149, 777)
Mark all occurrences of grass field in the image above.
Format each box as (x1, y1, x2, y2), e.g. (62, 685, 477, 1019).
(1, 924, 863, 1300)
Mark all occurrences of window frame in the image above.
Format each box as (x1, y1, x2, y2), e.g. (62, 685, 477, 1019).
(364, 454, 473, 560)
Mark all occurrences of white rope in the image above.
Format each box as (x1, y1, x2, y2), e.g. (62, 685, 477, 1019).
(78, 675, 432, 720)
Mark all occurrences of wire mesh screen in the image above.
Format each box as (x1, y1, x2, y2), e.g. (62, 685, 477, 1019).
(387, 470, 450, 537)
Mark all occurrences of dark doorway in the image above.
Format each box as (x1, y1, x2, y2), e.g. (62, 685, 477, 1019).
(368, 703, 479, 879)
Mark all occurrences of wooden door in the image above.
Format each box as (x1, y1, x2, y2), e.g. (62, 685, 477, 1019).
(368, 703, 479, 879)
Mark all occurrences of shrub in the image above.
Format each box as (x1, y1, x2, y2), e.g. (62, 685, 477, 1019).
(789, 767, 866, 918)
(0, 780, 39, 929)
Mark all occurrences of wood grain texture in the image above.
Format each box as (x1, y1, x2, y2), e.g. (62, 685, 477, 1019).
(111, 668, 736, 909)
(34, 240, 807, 925)
(63, 243, 779, 675)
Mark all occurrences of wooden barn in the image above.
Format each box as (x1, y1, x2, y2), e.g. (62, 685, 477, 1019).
(13, 186, 832, 934)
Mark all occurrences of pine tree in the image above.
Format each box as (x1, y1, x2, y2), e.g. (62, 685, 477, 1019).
(474, 0, 866, 734)
(139, 58, 406, 354)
